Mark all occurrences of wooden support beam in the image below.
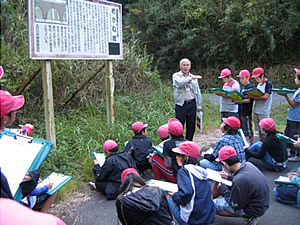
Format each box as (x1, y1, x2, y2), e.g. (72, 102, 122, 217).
(61, 63, 105, 106)
(105, 61, 114, 125)
(16, 67, 41, 95)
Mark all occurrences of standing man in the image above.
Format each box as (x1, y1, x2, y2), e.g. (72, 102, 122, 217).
(172, 58, 202, 141)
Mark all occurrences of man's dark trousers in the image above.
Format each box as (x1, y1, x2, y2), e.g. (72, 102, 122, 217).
(175, 99, 196, 141)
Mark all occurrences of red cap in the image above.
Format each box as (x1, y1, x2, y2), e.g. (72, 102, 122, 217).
(237, 69, 250, 77)
(121, 168, 140, 183)
(218, 146, 237, 161)
(103, 140, 118, 152)
(0, 66, 3, 78)
(0, 90, 25, 118)
(172, 141, 200, 158)
(131, 121, 148, 133)
(252, 67, 264, 78)
(157, 124, 169, 139)
(294, 68, 300, 75)
(218, 68, 232, 78)
(259, 118, 276, 132)
(168, 118, 183, 136)
(222, 116, 241, 130)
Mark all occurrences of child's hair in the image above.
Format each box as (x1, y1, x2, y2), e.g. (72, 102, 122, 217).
(224, 124, 238, 135)
(184, 156, 200, 166)
(223, 155, 240, 166)
(170, 133, 183, 139)
(118, 173, 146, 195)
(297, 75, 300, 81)
(258, 73, 268, 79)
(135, 127, 146, 135)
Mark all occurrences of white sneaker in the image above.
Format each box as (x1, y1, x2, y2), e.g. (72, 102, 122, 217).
(88, 182, 96, 190)
(288, 155, 300, 162)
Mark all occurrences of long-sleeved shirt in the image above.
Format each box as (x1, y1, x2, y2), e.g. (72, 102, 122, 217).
(218, 162, 270, 217)
(172, 71, 202, 109)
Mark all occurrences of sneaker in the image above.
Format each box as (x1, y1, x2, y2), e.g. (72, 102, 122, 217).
(288, 155, 300, 162)
(88, 182, 96, 190)
(243, 216, 261, 225)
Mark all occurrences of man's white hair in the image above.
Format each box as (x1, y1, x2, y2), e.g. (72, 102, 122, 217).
(179, 58, 191, 67)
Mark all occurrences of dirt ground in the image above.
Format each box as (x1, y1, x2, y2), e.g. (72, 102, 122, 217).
(48, 128, 222, 220)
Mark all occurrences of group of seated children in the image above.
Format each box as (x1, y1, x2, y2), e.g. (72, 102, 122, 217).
(90, 113, 299, 225)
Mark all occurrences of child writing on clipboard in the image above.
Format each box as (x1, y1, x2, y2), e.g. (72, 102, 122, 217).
(20, 170, 57, 213)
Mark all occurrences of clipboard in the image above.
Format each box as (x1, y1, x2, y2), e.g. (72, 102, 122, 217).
(206, 168, 232, 186)
(276, 133, 296, 144)
(0, 130, 52, 202)
(38, 172, 72, 195)
(274, 175, 292, 185)
(151, 145, 164, 157)
(270, 88, 296, 94)
(92, 152, 106, 166)
(238, 129, 250, 148)
(146, 179, 178, 193)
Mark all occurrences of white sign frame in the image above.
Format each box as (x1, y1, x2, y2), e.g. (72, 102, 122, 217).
(28, 0, 123, 60)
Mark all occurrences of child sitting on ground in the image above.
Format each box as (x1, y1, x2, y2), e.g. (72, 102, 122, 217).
(124, 121, 153, 173)
(245, 118, 288, 172)
(93, 140, 136, 199)
(20, 170, 57, 213)
(168, 141, 216, 225)
(116, 168, 174, 225)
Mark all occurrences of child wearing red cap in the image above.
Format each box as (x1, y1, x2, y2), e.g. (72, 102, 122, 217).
(168, 141, 216, 225)
(116, 168, 174, 225)
(218, 68, 240, 119)
(0, 90, 25, 132)
(212, 146, 269, 224)
(124, 121, 153, 173)
(247, 67, 273, 142)
(150, 119, 186, 183)
(275, 68, 300, 161)
(234, 69, 254, 144)
(200, 116, 246, 171)
(245, 118, 288, 171)
(92, 140, 137, 199)
(150, 123, 178, 183)
(0, 90, 25, 200)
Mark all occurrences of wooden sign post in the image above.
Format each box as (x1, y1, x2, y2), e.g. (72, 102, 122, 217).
(41, 61, 56, 148)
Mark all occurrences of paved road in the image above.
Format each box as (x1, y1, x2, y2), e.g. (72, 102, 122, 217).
(62, 160, 300, 225)
(205, 93, 292, 106)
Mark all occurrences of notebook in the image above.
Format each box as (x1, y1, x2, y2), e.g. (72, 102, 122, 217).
(243, 87, 264, 97)
(270, 88, 296, 94)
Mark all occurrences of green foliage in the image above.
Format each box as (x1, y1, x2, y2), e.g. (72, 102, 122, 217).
(125, 0, 300, 77)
